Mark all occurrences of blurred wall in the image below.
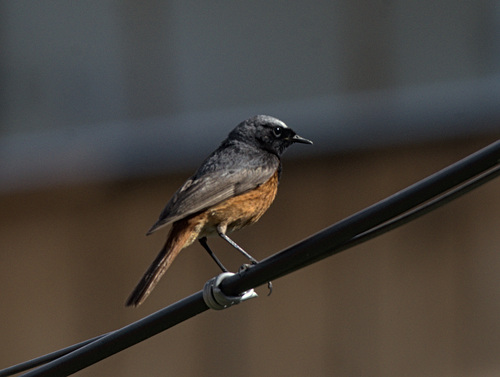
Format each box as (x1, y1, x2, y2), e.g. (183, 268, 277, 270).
(0, 135, 499, 376)
(1, 1, 500, 376)
(1, 1, 499, 191)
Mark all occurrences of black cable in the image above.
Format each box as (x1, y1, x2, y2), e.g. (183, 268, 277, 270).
(6, 165, 499, 377)
(0, 140, 497, 376)
(20, 292, 208, 377)
(0, 336, 105, 377)
(338, 164, 500, 253)
(220, 140, 500, 296)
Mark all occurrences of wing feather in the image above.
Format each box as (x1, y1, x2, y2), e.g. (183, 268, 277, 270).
(147, 146, 279, 234)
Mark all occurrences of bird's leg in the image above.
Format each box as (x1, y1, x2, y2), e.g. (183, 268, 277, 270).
(199, 237, 228, 272)
(216, 230, 258, 265)
(216, 227, 273, 295)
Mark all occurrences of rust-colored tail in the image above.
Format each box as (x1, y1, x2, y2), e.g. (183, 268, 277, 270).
(126, 221, 195, 307)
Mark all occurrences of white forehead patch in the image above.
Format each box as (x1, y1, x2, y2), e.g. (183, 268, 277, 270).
(275, 118, 288, 128)
(258, 115, 288, 128)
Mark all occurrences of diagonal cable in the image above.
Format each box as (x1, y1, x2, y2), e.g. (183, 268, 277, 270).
(0, 140, 497, 377)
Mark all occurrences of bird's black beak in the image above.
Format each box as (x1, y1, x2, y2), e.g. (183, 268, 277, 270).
(292, 134, 313, 145)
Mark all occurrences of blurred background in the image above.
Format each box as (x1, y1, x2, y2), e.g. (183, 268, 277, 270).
(0, 1, 499, 376)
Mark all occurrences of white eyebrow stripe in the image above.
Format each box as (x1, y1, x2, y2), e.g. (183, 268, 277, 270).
(260, 115, 288, 128)
(277, 119, 288, 128)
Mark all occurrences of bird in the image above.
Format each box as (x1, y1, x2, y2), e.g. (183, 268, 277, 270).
(126, 115, 312, 307)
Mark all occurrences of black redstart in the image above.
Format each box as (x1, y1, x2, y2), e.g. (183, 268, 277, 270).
(126, 115, 312, 306)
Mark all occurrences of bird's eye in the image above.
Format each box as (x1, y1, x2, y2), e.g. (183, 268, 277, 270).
(273, 126, 283, 138)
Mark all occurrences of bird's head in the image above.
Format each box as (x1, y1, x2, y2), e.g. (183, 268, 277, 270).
(229, 115, 312, 156)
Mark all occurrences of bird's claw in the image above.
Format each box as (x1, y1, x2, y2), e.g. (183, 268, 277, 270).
(267, 281, 273, 296)
(237, 263, 273, 296)
(238, 263, 253, 273)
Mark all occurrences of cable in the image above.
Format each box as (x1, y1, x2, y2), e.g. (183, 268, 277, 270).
(338, 164, 500, 253)
(220, 140, 500, 296)
(0, 140, 497, 376)
(0, 336, 105, 377)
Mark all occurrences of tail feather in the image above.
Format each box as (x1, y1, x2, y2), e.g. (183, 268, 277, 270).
(126, 221, 194, 307)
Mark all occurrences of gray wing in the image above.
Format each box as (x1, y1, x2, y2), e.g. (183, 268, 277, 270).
(147, 154, 279, 234)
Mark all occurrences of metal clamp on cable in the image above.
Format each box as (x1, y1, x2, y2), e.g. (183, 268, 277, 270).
(203, 272, 258, 310)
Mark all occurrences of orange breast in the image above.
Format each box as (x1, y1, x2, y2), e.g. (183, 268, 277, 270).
(197, 170, 280, 237)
